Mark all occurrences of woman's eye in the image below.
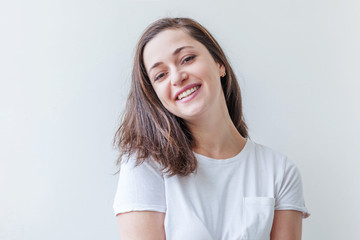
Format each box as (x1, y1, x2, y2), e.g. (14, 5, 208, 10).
(154, 72, 166, 81)
(182, 55, 195, 64)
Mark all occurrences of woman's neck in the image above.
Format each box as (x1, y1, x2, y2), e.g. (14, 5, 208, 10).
(186, 103, 247, 159)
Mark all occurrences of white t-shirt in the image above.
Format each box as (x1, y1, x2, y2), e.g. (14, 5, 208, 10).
(113, 139, 310, 240)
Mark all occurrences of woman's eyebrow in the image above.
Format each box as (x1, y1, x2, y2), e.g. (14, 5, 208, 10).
(172, 45, 194, 56)
(149, 46, 194, 73)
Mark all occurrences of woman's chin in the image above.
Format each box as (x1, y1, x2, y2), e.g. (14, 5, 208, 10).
(175, 106, 207, 121)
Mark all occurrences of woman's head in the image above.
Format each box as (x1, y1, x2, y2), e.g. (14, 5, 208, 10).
(143, 28, 226, 120)
(114, 17, 247, 176)
(133, 17, 245, 127)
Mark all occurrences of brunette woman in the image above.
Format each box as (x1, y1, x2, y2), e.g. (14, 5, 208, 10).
(113, 17, 310, 240)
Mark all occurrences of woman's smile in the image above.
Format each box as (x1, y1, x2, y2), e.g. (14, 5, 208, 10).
(175, 84, 201, 102)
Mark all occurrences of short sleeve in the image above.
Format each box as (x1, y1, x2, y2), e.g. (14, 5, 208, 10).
(113, 155, 167, 216)
(275, 157, 310, 218)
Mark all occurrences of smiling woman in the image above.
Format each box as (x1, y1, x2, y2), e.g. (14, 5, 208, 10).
(113, 17, 310, 240)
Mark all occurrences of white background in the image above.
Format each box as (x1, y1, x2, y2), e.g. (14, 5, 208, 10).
(1, 0, 359, 239)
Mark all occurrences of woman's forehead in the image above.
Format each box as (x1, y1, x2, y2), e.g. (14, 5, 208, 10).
(147, 29, 196, 50)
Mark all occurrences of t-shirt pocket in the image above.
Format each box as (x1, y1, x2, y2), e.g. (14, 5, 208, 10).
(242, 197, 275, 240)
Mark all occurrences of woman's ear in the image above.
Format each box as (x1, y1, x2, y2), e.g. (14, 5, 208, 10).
(217, 63, 226, 77)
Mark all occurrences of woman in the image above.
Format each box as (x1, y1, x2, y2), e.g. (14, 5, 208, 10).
(113, 17, 310, 240)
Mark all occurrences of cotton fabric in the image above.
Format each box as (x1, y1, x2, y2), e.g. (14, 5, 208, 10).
(113, 139, 310, 240)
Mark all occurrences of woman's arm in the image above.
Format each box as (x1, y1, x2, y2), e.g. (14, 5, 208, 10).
(116, 211, 166, 240)
(270, 210, 303, 240)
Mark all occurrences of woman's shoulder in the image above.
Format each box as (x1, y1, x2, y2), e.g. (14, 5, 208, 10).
(249, 139, 295, 168)
(119, 152, 165, 176)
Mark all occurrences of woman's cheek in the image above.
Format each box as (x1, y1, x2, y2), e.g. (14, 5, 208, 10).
(155, 86, 171, 106)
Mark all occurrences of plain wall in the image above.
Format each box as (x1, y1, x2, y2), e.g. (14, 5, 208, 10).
(1, 0, 359, 239)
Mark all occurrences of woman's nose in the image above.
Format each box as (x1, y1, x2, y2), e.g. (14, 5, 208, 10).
(171, 70, 188, 86)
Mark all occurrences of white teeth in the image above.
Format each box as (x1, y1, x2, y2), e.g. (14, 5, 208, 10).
(177, 86, 200, 100)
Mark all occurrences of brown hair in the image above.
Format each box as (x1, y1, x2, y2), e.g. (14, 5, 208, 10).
(113, 17, 248, 177)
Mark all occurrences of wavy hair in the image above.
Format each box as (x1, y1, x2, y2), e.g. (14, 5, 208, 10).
(113, 17, 248, 177)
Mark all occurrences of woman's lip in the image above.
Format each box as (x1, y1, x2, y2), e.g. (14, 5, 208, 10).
(174, 83, 201, 100)
(176, 85, 201, 103)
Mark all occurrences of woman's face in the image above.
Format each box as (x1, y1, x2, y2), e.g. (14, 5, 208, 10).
(143, 28, 225, 122)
